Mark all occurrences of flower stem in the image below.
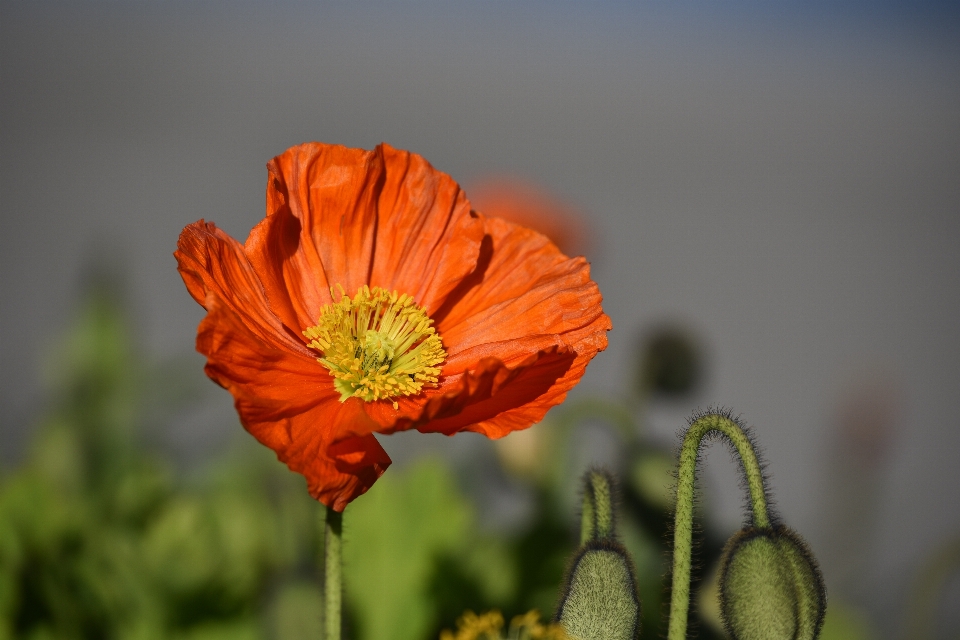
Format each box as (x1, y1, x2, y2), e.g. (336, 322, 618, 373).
(667, 413, 770, 640)
(324, 506, 343, 640)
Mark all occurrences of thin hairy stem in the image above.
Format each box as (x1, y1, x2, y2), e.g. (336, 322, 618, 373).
(667, 413, 770, 640)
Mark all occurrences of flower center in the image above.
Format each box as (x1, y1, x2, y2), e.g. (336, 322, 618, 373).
(303, 285, 446, 407)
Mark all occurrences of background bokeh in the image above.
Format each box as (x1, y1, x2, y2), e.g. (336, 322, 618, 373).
(2, 1, 959, 636)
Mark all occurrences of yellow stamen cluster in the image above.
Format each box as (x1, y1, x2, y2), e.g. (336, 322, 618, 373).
(439, 610, 569, 640)
(303, 285, 446, 408)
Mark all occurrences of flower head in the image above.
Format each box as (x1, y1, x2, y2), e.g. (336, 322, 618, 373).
(175, 142, 610, 511)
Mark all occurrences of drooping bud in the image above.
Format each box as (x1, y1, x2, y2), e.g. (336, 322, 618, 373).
(718, 527, 826, 640)
(557, 469, 640, 640)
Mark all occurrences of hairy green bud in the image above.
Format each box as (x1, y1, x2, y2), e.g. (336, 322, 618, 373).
(556, 542, 641, 640)
(719, 527, 826, 640)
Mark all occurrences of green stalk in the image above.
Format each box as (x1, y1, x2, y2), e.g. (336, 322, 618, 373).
(667, 413, 770, 640)
(325, 507, 343, 640)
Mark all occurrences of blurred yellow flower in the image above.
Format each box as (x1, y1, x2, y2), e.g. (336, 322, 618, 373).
(440, 610, 569, 640)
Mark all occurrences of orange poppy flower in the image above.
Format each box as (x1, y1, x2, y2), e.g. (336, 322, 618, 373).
(175, 142, 610, 511)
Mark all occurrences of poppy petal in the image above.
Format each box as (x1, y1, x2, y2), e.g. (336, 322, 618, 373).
(407, 215, 610, 437)
(437, 216, 607, 353)
(248, 143, 484, 334)
(251, 143, 381, 331)
(176, 220, 313, 358)
(328, 215, 610, 441)
(239, 394, 391, 512)
(196, 293, 336, 417)
(366, 143, 485, 315)
(468, 176, 592, 258)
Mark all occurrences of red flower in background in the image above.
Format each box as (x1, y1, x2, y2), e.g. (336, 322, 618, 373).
(176, 142, 610, 511)
(467, 177, 592, 259)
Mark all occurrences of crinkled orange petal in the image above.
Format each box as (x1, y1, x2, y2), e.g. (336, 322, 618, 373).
(366, 144, 486, 315)
(427, 215, 609, 437)
(425, 348, 578, 438)
(437, 216, 606, 351)
(194, 291, 335, 422)
(176, 220, 314, 366)
(248, 143, 378, 332)
(240, 395, 391, 512)
(246, 143, 484, 334)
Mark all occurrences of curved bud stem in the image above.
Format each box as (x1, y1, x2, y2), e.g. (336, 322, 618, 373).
(668, 413, 770, 640)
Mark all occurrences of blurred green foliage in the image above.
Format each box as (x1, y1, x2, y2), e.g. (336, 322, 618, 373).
(0, 278, 324, 640)
(6, 276, 834, 640)
(345, 459, 516, 640)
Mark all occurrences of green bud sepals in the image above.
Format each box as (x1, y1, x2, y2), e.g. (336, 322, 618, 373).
(718, 526, 826, 640)
(775, 528, 826, 640)
(556, 541, 641, 640)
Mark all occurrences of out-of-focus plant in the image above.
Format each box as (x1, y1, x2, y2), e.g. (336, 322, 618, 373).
(2, 258, 843, 640)
(634, 327, 703, 400)
(1, 271, 721, 639)
(0, 274, 326, 640)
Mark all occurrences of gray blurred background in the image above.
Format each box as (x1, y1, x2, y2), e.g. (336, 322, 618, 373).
(2, 0, 959, 634)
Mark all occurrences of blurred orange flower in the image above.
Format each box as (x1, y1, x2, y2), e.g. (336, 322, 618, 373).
(175, 142, 610, 511)
(468, 177, 592, 258)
